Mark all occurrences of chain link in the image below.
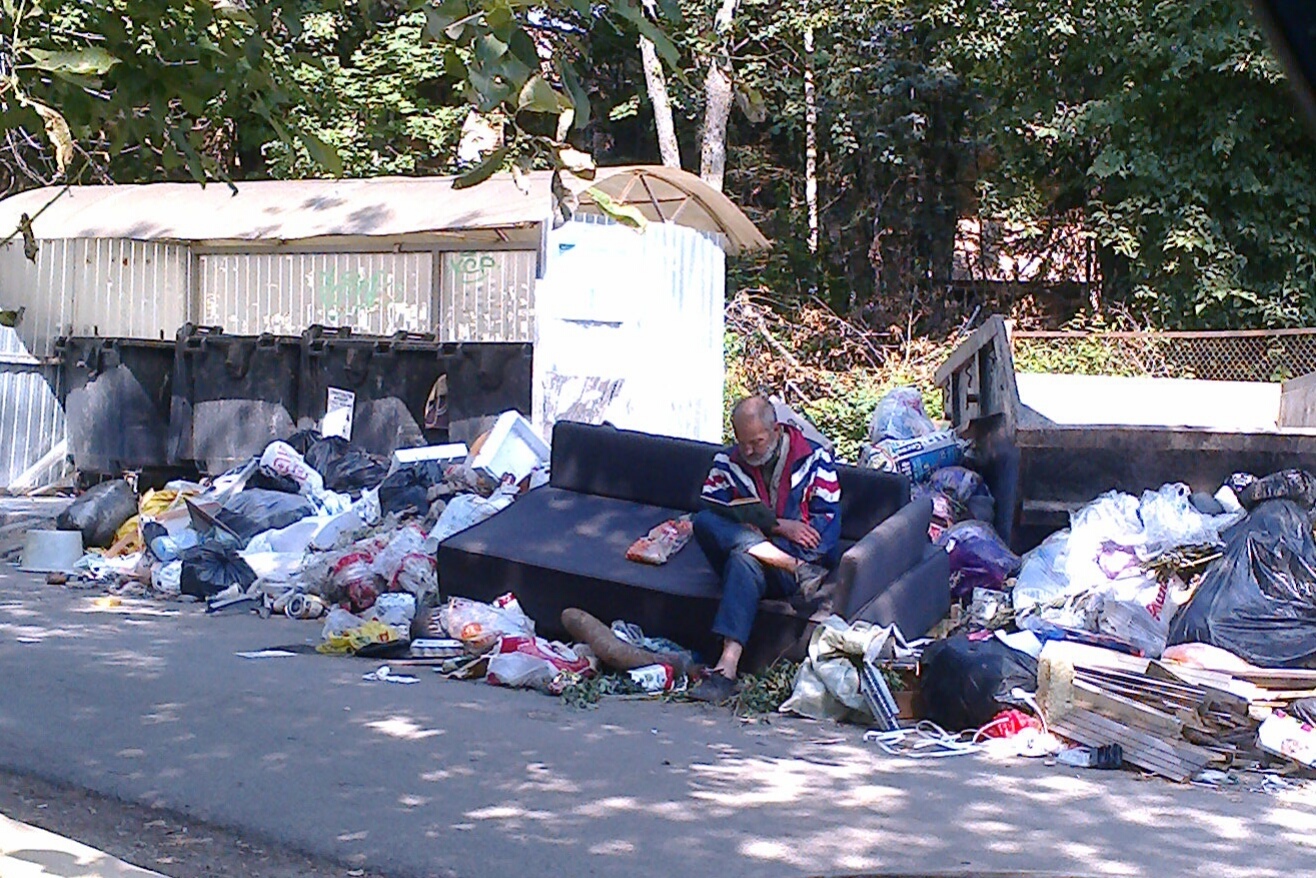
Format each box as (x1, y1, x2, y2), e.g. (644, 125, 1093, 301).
(1011, 330, 1316, 383)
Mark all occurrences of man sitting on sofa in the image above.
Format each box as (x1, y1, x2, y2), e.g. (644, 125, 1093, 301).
(690, 396, 841, 701)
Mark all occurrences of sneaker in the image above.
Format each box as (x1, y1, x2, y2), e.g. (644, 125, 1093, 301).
(688, 673, 737, 705)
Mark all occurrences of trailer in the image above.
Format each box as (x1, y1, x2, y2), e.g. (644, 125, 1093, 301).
(935, 315, 1316, 552)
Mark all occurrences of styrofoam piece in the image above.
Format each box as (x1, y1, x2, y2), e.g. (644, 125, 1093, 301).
(469, 411, 550, 483)
(20, 529, 84, 574)
(392, 443, 469, 468)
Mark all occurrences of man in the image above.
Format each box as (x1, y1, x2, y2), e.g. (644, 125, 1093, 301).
(690, 396, 842, 701)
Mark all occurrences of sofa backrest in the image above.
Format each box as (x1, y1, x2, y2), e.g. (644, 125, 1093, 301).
(550, 421, 909, 541)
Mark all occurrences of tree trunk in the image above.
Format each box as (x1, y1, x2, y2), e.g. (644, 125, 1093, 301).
(639, 36, 681, 169)
(699, 0, 740, 191)
(804, 25, 818, 255)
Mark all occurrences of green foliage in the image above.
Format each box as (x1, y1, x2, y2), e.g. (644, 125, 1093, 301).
(0, 0, 336, 189)
(946, 0, 1316, 329)
(263, 10, 468, 177)
(728, 659, 799, 716)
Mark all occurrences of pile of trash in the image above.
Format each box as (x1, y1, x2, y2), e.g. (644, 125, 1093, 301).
(50, 412, 549, 629)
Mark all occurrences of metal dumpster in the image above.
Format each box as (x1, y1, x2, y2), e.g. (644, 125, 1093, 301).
(56, 337, 175, 476)
(935, 316, 1316, 553)
(299, 326, 533, 456)
(168, 326, 302, 475)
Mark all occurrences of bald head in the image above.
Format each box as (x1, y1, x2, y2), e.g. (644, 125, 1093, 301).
(731, 396, 781, 466)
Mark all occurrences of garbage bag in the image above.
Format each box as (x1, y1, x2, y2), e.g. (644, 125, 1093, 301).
(247, 468, 302, 494)
(56, 479, 138, 548)
(868, 387, 935, 443)
(928, 466, 995, 522)
(920, 634, 1037, 731)
(302, 435, 388, 495)
(1013, 530, 1071, 615)
(216, 489, 315, 544)
(378, 463, 446, 516)
(1238, 469, 1316, 512)
(936, 521, 1021, 597)
(1168, 499, 1316, 668)
(180, 541, 257, 599)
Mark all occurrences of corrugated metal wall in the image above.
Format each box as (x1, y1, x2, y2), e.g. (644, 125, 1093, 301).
(197, 251, 433, 335)
(437, 251, 537, 342)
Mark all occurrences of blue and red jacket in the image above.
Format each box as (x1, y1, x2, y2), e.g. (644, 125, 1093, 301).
(701, 424, 843, 565)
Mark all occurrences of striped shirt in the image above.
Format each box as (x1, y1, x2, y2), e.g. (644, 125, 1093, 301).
(701, 424, 843, 564)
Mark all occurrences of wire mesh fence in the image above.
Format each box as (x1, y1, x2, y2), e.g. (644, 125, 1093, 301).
(1010, 329, 1316, 383)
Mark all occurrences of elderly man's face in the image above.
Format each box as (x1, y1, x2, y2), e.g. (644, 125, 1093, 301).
(734, 415, 781, 467)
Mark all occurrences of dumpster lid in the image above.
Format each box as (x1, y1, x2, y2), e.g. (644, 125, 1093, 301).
(0, 166, 769, 255)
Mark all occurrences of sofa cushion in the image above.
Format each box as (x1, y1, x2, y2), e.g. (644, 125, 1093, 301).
(551, 422, 911, 541)
(550, 421, 716, 512)
(836, 465, 909, 541)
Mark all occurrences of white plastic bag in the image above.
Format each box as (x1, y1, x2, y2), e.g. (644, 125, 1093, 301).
(260, 441, 327, 498)
(153, 560, 182, 595)
(370, 525, 437, 597)
(1012, 530, 1071, 614)
(486, 635, 591, 691)
(438, 593, 535, 654)
(321, 606, 366, 640)
(369, 593, 417, 631)
(427, 488, 516, 544)
(868, 387, 935, 443)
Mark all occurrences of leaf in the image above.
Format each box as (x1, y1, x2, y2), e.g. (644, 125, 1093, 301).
(454, 146, 509, 189)
(588, 188, 648, 231)
(556, 145, 596, 178)
(474, 33, 510, 67)
(169, 127, 209, 184)
(300, 130, 344, 176)
(519, 75, 565, 114)
(443, 48, 467, 80)
(608, 96, 640, 121)
(558, 61, 591, 131)
(556, 108, 575, 142)
(24, 47, 121, 76)
(425, 0, 476, 41)
(28, 101, 74, 176)
(734, 84, 767, 123)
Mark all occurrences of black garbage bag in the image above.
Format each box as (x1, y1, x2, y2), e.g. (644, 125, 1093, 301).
(215, 489, 315, 544)
(247, 468, 301, 494)
(56, 479, 138, 548)
(301, 435, 388, 495)
(1239, 469, 1316, 511)
(180, 541, 256, 599)
(378, 462, 447, 516)
(919, 634, 1037, 731)
(1168, 499, 1316, 668)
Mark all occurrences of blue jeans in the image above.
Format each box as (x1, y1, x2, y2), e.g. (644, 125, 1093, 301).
(693, 510, 798, 646)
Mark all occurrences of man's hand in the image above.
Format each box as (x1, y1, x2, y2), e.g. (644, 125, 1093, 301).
(774, 519, 820, 550)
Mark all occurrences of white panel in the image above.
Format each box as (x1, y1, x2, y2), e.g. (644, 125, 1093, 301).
(197, 251, 433, 335)
(68, 239, 191, 339)
(438, 250, 536, 342)
(534, 218, 724, 442)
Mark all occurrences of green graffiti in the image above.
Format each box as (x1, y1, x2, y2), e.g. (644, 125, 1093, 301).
(318, 267, 385, 314)
(451, 253, 497, 284)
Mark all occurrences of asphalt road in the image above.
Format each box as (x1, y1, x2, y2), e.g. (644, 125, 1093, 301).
(1, 568, 1314, 878)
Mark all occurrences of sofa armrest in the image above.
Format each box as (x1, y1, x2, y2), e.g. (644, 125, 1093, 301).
(831, 496, 934, 618)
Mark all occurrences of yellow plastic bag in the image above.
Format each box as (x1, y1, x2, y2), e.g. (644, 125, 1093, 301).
(317, 620, 403, 656)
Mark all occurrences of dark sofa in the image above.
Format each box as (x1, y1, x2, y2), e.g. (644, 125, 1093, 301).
(438, 421, 951, 670)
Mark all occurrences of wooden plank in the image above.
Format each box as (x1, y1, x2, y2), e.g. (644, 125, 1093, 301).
(1232, 668, 1316, 688)
(1071, 680, 1185, 739)
(1039, 641, 1152, 675)
(1050, 708, 1214, 782)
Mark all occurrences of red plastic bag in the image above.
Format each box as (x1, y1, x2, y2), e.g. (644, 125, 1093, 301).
(626, 517, 693, 565)
(486, 635, 593, 690)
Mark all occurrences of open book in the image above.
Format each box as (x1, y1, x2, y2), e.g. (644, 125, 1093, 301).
(703, 495, 777, 532)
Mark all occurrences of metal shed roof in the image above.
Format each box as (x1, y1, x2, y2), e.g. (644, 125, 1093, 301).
(0, 165, 769, 255)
